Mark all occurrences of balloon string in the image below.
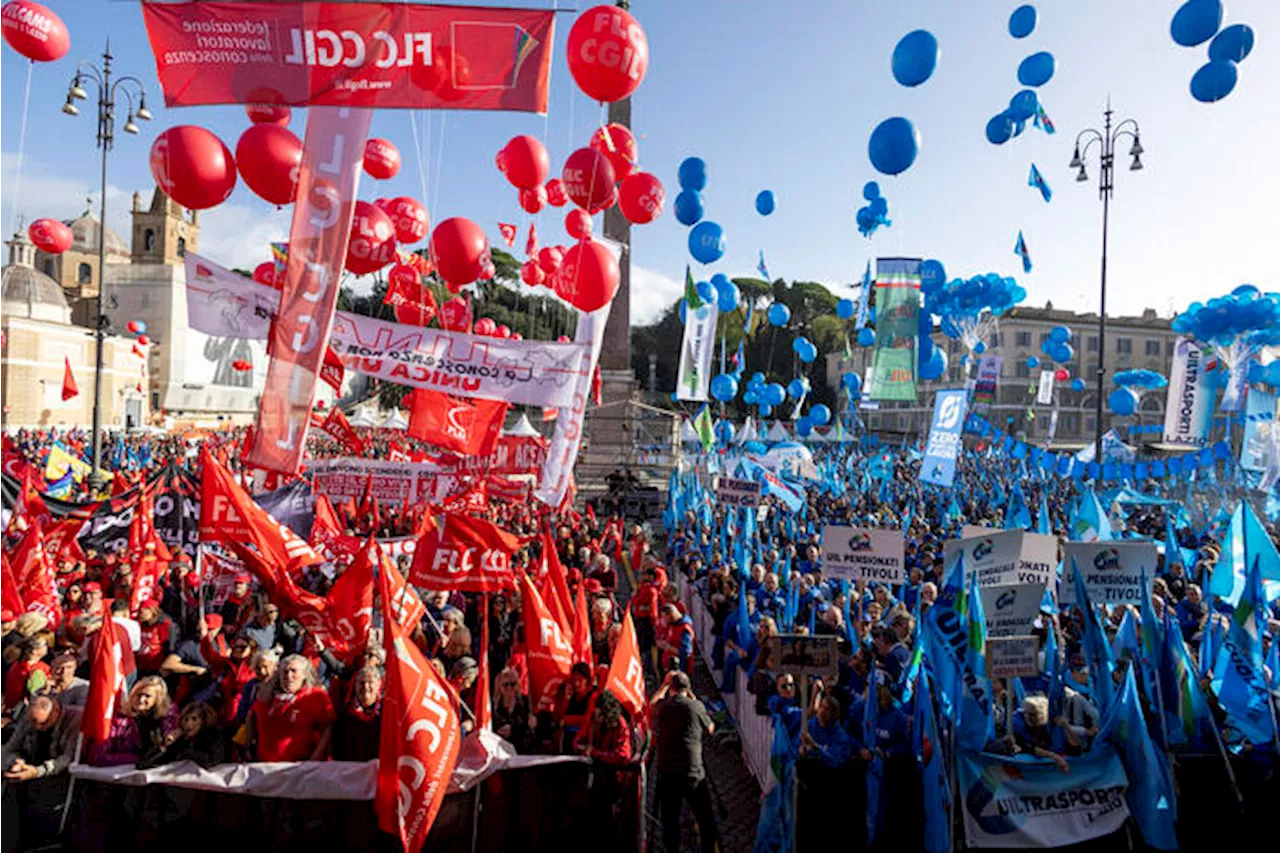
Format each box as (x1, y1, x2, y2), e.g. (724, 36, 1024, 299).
(431, 113, 448, 220)
(9, 61, 33, 232)
(408, 111, 429, 215)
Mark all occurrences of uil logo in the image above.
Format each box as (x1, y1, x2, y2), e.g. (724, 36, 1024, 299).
(973, 539, 994, 561)
(1093, 548, 1121, 572)
(848, 531, 873, 551)
(936, 394, 964, 429)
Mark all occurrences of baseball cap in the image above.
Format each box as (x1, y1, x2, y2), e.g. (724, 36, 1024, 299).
(234, 573, 252, 584)
(82, 582, 102, 594)
(203, 613, 224, 632)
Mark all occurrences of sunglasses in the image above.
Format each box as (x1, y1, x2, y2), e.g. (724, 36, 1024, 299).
(500, 681, 518, 687)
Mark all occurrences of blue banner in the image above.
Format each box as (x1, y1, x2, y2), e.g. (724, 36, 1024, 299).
(921, 389, 968, 488)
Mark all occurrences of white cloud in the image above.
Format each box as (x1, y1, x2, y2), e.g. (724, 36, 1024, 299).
(630, 264, 682, 325)
(1, 152, 133, 239)
(196, 201, 291, 271)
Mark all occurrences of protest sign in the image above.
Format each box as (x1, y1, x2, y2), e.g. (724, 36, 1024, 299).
(765, 634, 838, 683)
(980, 583, 1043, 638)
(1060, 541, 1157, 605)
(956, 527, 1058, 589)
(820, 525, 905, 584)
(921, 389, 967, 488)
(715, 476, 762, 508)
(987, 635, 1041, 677)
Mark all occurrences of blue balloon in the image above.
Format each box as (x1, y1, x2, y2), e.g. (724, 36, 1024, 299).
(1008, 89, 1038, 122)
(1009, 5, 1037, 38)
(920, 259, 946, 294)
(755, 190, 776, 216)
(1027, 356, 1040, 369)
(744, 440, 767, 454)
(751, 371, 766, 385)
(1017, 51, 1056, 87)
(1108, 387, 1138, 416)
(869, 196, 888, 218)
(758, 404, 773, 418)
(918, 334, 935, 364)
(919, 347, 947, 381)
(1010, 116, 1028, 138)
(787, 378, 808, 399)
(765, 383, 786, 406)
(1049, 325, 1071, 343)
(1190, 59, 1238, 103)
(710, 272, 731, 290)
(688, 220, 726, 264)
(868, 306, 876, 325)
(792, 336, 813, 356)
(891, 29, 939, 87)
(674, 189, 704, 226)
(1209, 24, 1254, 63)
(679, 299, 687, 325)
(841, 371, 861, 392)
(862, 181, 881, 201)
(856, 328, 875, 347)
(836, 298, 855, 320)
(768, 303, 791, 327)
(795, 416, 813, 438)
(868, 117, 920, 176)
(710, 373, 739, 403)
(986, 112, 1014, 145)
(715, 420, 735, 445)
(678, 157, 707, 191)
(715, 279, 740, 313)
(1070, 378, 1086, 393)
(798, 342, 817, 364)
(695, 279, 715, 305)
(1264, 361, 1280, 387)
(809, 404, 832, 426)
(670, 391, 679, 402)
(1170, 0, 1223, 47)
(743, 389, 758, 405)
(973, 341, 986, 355)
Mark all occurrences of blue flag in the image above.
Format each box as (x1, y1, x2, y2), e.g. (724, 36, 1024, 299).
(1209, 501, 1280, 606)
(1072, 557, 1116, 713)
(1005, 482, 1032, 529)
(863, 673, 884, 847)
(1098, 667, 1179, 850)
(914, 668, 950, 853)
(757, 249, 771, 282)
(1036, 492, 1052, 535)
(1014, 230, 1032, 273)
(1028, 163, 1052, 202)
(1211, 556, 1277, 748)
(960, 568, 995, 750)
(1070, 487, 1113, 541)
(753, 711, 795, 853)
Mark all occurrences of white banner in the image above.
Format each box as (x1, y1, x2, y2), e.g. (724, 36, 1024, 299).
(184, 253, 280, 340)
(1036, 369, 1055, 405)
(715, 476, 762, 508)
(535, 301, 611, 508)
(328, 311, 590, 409)
(953, 528, 1059, 590)
(1162, 338, 1214, 448)
(980, 583, 1044, 638)
(820, 525, 905, 584)
(987, 635, 1042, 677)
(676, 297, 718, 402)
(1060, 540, 1157, 606)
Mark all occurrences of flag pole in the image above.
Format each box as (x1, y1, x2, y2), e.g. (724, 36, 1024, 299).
(58, 733, 84, 835)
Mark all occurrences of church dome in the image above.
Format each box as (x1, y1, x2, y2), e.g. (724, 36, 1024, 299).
(3, 232, 72, 323)
(64, 210, 129, 258)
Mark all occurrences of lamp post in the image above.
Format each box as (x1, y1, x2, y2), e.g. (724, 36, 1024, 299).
(61, 41, 151, 492)
(1069, 101, 1143, 470)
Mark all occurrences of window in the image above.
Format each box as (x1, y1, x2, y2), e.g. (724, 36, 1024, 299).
(898, 414, 909, 429)
(1145, 340, 1161, 356)
(144, 229, 155, 251)
(1085, 416, 1096, 432)
(1039, 332, 1051, 345)
(1116, 338, 1133, 354)
(990, 332, 1003, 348)
(1016, 331, 1032, 347)
(1087, 336, 1099, 352)
(1085, 361, 1098, 379)
(176, 237, 186, 257)
(140, 291, 150, 309)
(42, 259, 54, 276)
(77, 263, 92, 284)
(1016, 362, 1030, 378)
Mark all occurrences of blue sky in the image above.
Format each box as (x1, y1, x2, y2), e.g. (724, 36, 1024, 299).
(3, 0, 1277, 324)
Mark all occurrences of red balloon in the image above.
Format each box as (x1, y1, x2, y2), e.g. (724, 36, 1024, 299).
(566, 5, 649, 103)
(345, 201, 398, 275)
(384, 196, 429, 244)
(126, 321, 141, 334)
(565, 208, 593, 240)
(252, 262, 277, 287)
(557, 335, 571, 343)
(479, 260, 497, 281)
(589, 124, 638, 180)
(618, 172, 665, 224)
(1, 1, 70, 62)
(1055, 368, 1070, 382)
(519, 185, 548, 214)
(136, 335, 151, 346)
(316, 400, 327, 410)
(545, 179, 569, 208)
(150, 126, 238, 211)
(497, 135, 550, 190)
(438, 297, 470, 332)
(410, 45, 471, 102)
(512, 333, 523, 341)
(562, 147, 616, 212)
(494, 325, 512, 340)
(537, 246, 564, 275)
(429, 217, 490, 286)
(473, 317, 497, 336)
(231, 360, 251, 373)
(27, 218, 72, 254)
(245, 103, 291, 126)
(553, 239, 620, 313)
(520, 260, 545, 287)
(363, 138, 401, 180)
(590, 185, 618, 215)
(387, 263, 420, 291)
(236, 124, 302, 205)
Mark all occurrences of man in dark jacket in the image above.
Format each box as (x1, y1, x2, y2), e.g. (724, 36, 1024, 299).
(651, 671, 718, 853)
(2, 696, 82, 850)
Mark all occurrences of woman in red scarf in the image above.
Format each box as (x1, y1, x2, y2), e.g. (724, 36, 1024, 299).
(246, 654, 335, 762)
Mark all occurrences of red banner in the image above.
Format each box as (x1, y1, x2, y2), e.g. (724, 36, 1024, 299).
(141, 2, 554, 113)
(246, 106, 373, 474)
(604, 613, 647, 721)
(518, 572, 572, 712)
(406, 389, 507, 457)
(320, 345, 345, 393)
(408, 513, 520, 592)
(319, 408, 366, 455)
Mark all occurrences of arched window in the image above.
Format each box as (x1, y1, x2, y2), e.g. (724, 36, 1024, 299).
(77, 263, 92, 284)
(176, 237, 186, 257)
(144, 229, 155, 251)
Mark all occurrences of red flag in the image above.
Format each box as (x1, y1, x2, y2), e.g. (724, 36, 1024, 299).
(571, 574, 591, 666)
(1, 552, 21, 620)
(389, 279, 439, 327)
(440, 479, 487, 516)
(518, 572, 573, 712)
(10, 526, 62, 629)
(61, 357, 79, 401)
(43, 517, 86, 565)
(319, 408, 366, 455)
(128, 551, 165, 617)
(406, 389, 508, 456)
(541, 407, 559, 423)
(525, 222, 539, 257)
(541, 522, 574, 632)
(388, 441, 410, 463)
(5, 469, 53, 537)
(591, 364, 602, 406)
(324, 539, 376, 661)
(475, 594, 492, 731)
(320, 345, 345, 394)
(382, 551, 426, 635)
(497, 222, 517, 247)
(604, 613, 647, 721)
(376, 561, 461, 852)
(409, 513, 520, 592)
(311, 493, 361, 560)
(82, 611, 128, 743)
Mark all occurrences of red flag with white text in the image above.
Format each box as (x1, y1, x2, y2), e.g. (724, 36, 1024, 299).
(320, 345, 345, 394)
(604, 613, 647, 721)
(407, 388, 508, 456)
(82, 611, 129, 742)
(319, 408, 366, 455)
(518, 572, 573, 713)
(409, 513, 520, 592)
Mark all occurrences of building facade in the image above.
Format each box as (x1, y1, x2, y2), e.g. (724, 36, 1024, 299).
(827, 301, 1180, 449)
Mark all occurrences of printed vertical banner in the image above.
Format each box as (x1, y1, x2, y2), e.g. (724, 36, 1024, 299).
(676, 298, 718, 402)
(921, 389, 968, 488)
(973, 355, 1002, 407)
(247, 106, 373, 474)
(1162, 338, 1214, 448)
(1239, 388, 1277, 473)
(1036, 369, 1055, 405)
(867, 257, 921, 401)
